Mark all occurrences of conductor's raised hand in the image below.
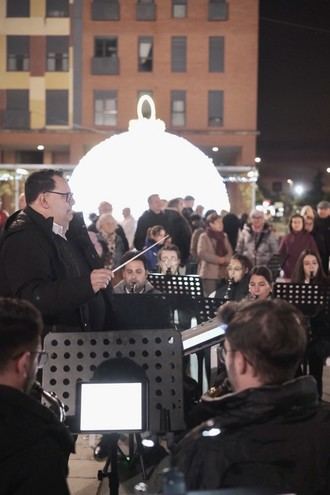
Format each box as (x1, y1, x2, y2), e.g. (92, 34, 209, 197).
(90, 268, 113, 293)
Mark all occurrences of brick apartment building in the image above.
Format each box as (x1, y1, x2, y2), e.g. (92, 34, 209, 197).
(0, 0, 259, 212)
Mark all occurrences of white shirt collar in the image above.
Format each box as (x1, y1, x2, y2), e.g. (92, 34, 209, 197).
(52, 222, 67, 239)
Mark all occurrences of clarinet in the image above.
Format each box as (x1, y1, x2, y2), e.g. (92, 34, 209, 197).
(223, 278, 234, 301)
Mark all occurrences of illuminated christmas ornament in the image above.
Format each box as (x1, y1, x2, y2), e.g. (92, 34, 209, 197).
(70, 96, 229, 219)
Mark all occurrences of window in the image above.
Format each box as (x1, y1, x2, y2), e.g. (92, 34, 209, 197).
(209, 37, 224, 72)
(7, 36, 29, 71)
(91, 0, 119, 21)
(172, 0, 187, 18)
(46, 90, 68, 125)
(94, 91, 117, 126)
(138, 37, 153, 72)
(171, 91, 186, 127)
(208, 90, 224, 126)
(92, 37, 119, 74)
(137, 90, 153, 118)
(4, 90, 29, 129)
(46, 0, 69, 17)
(171, 37, 186, 72)
(208, 0, 228, 21)
(136, 0, 156, 21)
(6, 0, 29, 17)
(46, 36, 69, 71)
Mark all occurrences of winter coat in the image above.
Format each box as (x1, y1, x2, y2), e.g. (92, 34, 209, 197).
(197, 231, 232, 280)
(213, 274, 249, 301)
(236, 222, 279, 267)
(134, 210, 169, 250)
(0, 384, 74, 495)
(176, 376, 330, 494)
(0, 207, 113, 332)
(279, 230, 319, 279)
(164, 208, 192, 265)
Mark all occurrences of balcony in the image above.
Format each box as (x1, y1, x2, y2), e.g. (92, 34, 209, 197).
(91, 56, 119, 75)
(91, 2, 120, 20)
(136, 4, 156, 21)
(3, 110, 30, 129)
(208, 2, 228, 21)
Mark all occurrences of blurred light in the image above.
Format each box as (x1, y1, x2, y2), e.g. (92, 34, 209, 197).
(16, 168, 29, 176)
(254, 157, 261, 163)
(287, 179, 293, 185)
(327, 167, 330, 173)
(212, 146, 219, 152)
(202, 427, 221, 437)
(141, 438, 155, 448)
(294, 184, 304, 196)
(70, 96, 230, 219)
(37, 144, 45, 151)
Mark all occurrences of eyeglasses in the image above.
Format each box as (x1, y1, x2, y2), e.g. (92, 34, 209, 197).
(11, 350, 48, 369)
(218, 342, 236, 364)
(31, 351, 48, 369)
(44, 191, 74, 203)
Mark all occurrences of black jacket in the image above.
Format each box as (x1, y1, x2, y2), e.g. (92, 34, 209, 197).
(176, 376, 330, 494)
(0, 385, 74, 495)
(214, 274, 249, 301)
(0, 208, 113, 332)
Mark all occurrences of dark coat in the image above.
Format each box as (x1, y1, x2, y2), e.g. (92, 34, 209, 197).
(0, 207, 113, 332)
(176, 376, 330, 494)
(313, 216, 330, 274)
(164, 208, 192, 265)
(0, 384, 74, 495)
(279, 230, 318, 279)
(134, 209, 169, 251)
(214, 274, 249, 301)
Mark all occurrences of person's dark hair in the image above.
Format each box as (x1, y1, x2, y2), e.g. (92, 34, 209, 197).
(205, 212, 222, 226)
(230, 253, 253, 273)
(0, 298, 43, 371)
(203, 209, 217, 220)
(291, 249, 327, 284)
(119, 250, 148, 271)
(288, 214, 304, 233)
(25, 169, 64, 204)
(218, 299, 307, 384)
(249, 265, 273, 285)
(157, 243, 181, 262)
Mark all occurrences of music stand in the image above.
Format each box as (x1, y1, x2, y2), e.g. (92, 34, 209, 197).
(42, 329, 184, 495)
(148, 273, 203, 297)
(273, 282, 329, 317)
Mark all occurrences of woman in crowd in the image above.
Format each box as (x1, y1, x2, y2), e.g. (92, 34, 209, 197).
(143, 224, 167, 272)
(279, 214, 318, 280)
(248, 265, 273, 300)
(197, 213, 232, 296)
(291, 249, 330, 398)
(211, 253, 251, 301)
(96, 213, 126, 270)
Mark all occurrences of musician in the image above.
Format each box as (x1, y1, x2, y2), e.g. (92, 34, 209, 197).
(0, 298, 73, 494)
(176, 299, 330, 494)
(210, 254, 251, 301)
(248, 265, 273, 300)
(113, 251, 161, 294)
(292, 249, 330, 398)
(157, 244, 182, 275)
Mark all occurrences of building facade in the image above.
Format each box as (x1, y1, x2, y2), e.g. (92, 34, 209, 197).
(0, 0, 259, 212)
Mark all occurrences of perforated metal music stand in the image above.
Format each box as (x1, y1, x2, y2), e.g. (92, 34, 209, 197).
(148, 273, 203, 297)
(273, 282, 330, 316)
(42, 329, 185, 433)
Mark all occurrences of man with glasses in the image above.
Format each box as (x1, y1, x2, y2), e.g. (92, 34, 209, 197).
(0, 297, 73, 494)
(0, 169, 113, 333)
(177, 299, 330, 494)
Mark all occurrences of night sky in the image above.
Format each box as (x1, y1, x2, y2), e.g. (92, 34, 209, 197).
(258, 0, 330, 177)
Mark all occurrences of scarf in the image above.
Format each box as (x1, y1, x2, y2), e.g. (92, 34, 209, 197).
(206, 228, 228, 256)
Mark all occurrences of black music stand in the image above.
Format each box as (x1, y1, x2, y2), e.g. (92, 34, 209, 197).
(148, 273, 203, 297)
(42, 329, 184, 495)
(273, 282, 329, 317)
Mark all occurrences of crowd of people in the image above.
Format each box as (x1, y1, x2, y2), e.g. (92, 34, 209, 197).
(0, 169, 330, 494)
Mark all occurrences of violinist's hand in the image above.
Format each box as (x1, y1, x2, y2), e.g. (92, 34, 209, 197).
(90, 268, 113, 293)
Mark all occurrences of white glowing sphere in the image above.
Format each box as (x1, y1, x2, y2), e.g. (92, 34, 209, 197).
(70, 114, 229, 220)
